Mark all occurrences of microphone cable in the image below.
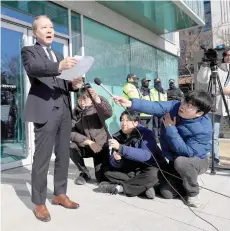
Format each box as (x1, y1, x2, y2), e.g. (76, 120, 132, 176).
(92, 78, 229, 230)
(122, 107, 221, 231)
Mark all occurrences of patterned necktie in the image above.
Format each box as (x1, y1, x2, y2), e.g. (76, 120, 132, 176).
(46, 47, 54, 62)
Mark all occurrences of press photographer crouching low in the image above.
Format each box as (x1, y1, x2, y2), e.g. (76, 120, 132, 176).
(197, 47, 230, 165)
(97, 110, 166, 199)
(69, 87, 112, 184)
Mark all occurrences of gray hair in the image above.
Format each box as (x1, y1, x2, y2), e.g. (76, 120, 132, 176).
(32, 15, 51, 32)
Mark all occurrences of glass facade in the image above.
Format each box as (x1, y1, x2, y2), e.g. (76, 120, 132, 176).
(99, 1, 200, 34)
(71, 12, 81, 56)
(1, 1, 69, 35)
(1, 25, 27, 164)
(183, 0, 205, 22)
(83, 18, 178, 134)
(204, 0, 211, 32)
(1, 0, 180, 168)
(83, 18, 130, 133)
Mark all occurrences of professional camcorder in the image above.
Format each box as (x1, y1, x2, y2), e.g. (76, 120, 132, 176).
(200, 46, 218, 66)
(200, 44, 225, 66)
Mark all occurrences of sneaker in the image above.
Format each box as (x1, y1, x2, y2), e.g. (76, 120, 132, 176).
(74, 172, 91, 185)
(214, 158, 220, 165)
(98, 182, 118, 195)
(187, 194, 201, 208)
(145, 187, 155, 199)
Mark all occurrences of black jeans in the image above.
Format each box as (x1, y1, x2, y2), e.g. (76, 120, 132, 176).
(70, 143, 109, 183)
(160, 156, 209, 198)
(105, 166, 159, 197)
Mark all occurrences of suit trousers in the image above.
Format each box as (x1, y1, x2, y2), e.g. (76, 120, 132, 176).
(32, 103, 71, 205)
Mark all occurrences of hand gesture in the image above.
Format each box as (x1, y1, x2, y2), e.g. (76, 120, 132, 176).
(113, 151, 122, 161)
(59, 57, 78, 72)
(89, 141, 102, 153)
(88, 88, 101, 103)
(163, 113, 176, 128)
(72, 77, 84, 90)
(112, 96, 132, 108)
(108, 139, 120, 151)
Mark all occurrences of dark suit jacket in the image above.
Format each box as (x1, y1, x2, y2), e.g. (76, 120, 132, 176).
(21, 42, 73, 123)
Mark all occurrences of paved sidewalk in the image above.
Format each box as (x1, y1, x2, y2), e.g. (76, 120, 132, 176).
(219, 140, 230, 164)
(1, 159, 230, 231)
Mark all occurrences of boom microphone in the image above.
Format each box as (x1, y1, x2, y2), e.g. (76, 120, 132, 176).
(94, 78, 114, 97)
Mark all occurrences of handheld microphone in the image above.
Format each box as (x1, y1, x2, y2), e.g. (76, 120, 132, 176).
(94, 78, 114, 97)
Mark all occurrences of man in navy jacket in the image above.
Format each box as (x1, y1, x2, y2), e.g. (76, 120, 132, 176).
(98, 110, 165, 199)
(113, 91, 212, 207)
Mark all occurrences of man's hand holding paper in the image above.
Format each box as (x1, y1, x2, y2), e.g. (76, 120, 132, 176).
(57, 55, 94, 81)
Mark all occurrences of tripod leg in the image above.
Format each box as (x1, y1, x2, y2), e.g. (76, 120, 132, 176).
(208, 75, 217, 174)
(217, 75, 230, 122)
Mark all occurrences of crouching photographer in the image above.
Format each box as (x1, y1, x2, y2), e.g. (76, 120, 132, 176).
(70, 86, 112, 184)
(97, 110, 166, 199)
(197, 47, 230, 165)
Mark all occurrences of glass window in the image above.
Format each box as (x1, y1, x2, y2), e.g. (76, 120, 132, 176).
(130, 38, 157, 85)
(1, 1, 69, 35)
(156, 49, 178, 88)
(71, 11, 81, 56)
(83, 17, 130, 134)
(1, 25, 27, 164)
(99, 1, 199, 34)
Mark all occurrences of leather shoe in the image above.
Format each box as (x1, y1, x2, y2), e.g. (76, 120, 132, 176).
(33, 205, 51, 222)
(52, 194, 80, 209)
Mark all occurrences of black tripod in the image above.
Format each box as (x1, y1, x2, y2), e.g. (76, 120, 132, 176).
(207, 63, 230, 174)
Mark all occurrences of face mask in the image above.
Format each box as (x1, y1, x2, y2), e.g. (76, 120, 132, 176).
(169, 82, 175, 89)
(142, 82, 149, 88)
(154, 81, 164, 93)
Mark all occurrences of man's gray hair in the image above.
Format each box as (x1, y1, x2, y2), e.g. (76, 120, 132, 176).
(32, 15, 51, 31)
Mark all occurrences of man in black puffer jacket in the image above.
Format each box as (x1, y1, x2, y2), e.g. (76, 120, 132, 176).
(167, 79, 184, 101)
(70, 87, 112, 185)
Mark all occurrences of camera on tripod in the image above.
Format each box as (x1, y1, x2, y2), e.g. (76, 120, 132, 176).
(200, 46, 218, 66)
(200, 44, 225, 67)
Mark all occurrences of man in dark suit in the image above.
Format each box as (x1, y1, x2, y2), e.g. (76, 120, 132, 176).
(21, 15, 82, 222)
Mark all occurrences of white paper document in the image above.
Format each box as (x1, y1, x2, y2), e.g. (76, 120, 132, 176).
(57, 56, 94, 81)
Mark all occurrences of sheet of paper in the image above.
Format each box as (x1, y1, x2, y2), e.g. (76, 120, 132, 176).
(57, 55, 94, 81)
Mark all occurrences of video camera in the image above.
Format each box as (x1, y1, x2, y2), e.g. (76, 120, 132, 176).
(200, 44, 225, 66)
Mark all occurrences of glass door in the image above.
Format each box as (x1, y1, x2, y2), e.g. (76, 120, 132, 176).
(1, 22, 31, 170)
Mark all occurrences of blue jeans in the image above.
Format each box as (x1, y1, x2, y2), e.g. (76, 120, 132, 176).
(209, 114, 222, 160)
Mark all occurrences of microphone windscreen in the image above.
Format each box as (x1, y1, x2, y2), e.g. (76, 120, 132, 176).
(94, 78, 102, 85)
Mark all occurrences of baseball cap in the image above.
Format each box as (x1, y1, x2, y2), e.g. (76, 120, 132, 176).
(126, 73, 139, 81)
(141, 77, 151, 83)
(154, 77, 161, 82)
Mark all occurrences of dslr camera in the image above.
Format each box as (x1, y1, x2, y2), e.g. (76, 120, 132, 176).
(83, 82, 92, 89)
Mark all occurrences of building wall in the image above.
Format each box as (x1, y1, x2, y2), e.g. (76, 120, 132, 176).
(57, 0, 180, 57)
(211, 0, 230, 47)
